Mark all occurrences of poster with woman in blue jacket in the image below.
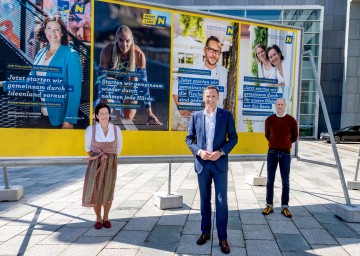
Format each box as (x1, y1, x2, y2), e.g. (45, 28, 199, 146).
(1, 15, 87, 129)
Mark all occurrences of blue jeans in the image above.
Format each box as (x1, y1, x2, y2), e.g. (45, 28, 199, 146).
(197, 161, 228, 241)
(266, 149, 291, 208)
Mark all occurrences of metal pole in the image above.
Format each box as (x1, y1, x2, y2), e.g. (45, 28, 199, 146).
(305, 50, 352, 206)
(354, 147, 360, 181)
(3, 167, 10, 189)
(258, 161, 266, 177)
(168, 162, 172, 195)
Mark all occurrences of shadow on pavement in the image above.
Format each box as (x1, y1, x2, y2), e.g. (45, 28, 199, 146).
(1, 202, 360, 255)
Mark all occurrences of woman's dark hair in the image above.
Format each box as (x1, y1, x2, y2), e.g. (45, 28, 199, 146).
(37, 16, 69, 45)
(94, 103, 111, 122)
(266, 44, 284, 62)
(254, 43, 267, 63)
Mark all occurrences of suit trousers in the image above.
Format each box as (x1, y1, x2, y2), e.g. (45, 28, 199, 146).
(197, 161, 228, 241)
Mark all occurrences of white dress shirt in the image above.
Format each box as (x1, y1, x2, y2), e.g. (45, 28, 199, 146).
(204, 108, 217, 152)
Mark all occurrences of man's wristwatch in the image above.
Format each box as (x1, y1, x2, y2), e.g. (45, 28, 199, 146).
(219, 149, 225, 156)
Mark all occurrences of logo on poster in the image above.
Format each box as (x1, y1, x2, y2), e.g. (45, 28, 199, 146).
(142, 14, 166, 27)
(73, 3, 85, 14)
(57, 1, 69, 11)
(156, 16, 166, 26)
(285, 35, 293, 44)
(142, 14, 156, 25)
(226, 26, 234, 35)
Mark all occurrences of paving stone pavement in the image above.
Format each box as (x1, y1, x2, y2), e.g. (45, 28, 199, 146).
(0, 140, 360, 256)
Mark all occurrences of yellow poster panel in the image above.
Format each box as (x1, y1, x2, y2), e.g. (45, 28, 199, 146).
(0, 0, 301, 158)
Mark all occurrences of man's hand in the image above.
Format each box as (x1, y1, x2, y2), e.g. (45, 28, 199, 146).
(199, 150, 212, 160)
(208, 150, 222, 161)
(200, 150, 222, 161)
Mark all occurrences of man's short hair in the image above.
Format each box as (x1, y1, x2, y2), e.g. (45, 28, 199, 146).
(205, 36, 221, 47)
(203, 85, 219, 95)
(275, 98, 286, 105)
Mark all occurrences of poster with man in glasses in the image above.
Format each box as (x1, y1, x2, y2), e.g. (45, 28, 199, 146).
(171, 14, 236, 131)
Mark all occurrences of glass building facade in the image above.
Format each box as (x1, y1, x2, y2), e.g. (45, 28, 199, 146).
(197, 7, 323, 137)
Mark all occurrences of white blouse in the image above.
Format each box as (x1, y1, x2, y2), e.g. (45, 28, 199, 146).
(85, 123, 123, 154)
(38, 53, 54, 116)
(258, 63, 276, 79)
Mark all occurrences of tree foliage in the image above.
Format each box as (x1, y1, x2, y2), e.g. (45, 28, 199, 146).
(179, 15, 206, 43)
(251, 26, 268, 77)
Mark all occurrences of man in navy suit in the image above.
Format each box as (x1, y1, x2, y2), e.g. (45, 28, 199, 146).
(186, 85, 238, 254)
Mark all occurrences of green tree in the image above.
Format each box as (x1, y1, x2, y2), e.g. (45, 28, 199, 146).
(226, 23, 238, 122)
(245, 117, 253, 133)
(179, 14, 206, 43)
(251, 26, 268, 77)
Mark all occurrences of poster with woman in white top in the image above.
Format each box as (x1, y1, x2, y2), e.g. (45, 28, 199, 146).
(237, 23, 300, 133)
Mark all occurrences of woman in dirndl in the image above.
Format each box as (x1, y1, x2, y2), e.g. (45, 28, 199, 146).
(83, 103, 122, 229)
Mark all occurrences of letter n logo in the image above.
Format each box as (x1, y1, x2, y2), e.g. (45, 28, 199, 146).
(156, 16, 166, 26)
(226, 26, 234, 36)
(285, 35, 293, 44)
(74, 3, 85, 14)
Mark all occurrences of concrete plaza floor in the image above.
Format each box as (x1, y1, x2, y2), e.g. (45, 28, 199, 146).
(0, 140, 360, 256)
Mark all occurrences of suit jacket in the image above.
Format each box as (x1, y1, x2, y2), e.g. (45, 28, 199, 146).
(186, 108, 238, 174)
(33, 45, 82, 126)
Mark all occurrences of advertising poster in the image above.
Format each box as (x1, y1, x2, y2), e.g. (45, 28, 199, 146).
(0, 0, 90, 130)
(171, 13, 238, 131)
(0, 0, 301, 157)
(237, 23, 300, 133)
(93, 0, 171, 131)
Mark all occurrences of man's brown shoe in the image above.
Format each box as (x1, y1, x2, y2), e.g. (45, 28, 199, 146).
(281, 208, 292, 218)
(196, 234, 210, 245)
(219, 240, 230, 254)
(262, 206, 274, 215)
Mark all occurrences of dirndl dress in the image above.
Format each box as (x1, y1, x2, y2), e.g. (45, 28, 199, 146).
(82, 124, 118, 206)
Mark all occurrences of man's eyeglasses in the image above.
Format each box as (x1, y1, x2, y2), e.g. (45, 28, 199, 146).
(206, 47, 221, 55)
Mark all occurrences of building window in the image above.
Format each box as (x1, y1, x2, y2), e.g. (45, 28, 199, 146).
(246, 10, 282, 20)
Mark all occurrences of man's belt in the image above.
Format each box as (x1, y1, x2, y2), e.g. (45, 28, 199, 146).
(269, 148, 290, 154)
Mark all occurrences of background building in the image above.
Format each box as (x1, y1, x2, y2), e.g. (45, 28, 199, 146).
(150, 0, 359, 138)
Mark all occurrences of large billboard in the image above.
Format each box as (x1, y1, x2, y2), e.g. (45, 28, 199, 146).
(0, 0, 302, 157)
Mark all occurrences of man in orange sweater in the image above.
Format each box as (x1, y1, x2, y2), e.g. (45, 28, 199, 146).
(262, 98, 298, 218)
